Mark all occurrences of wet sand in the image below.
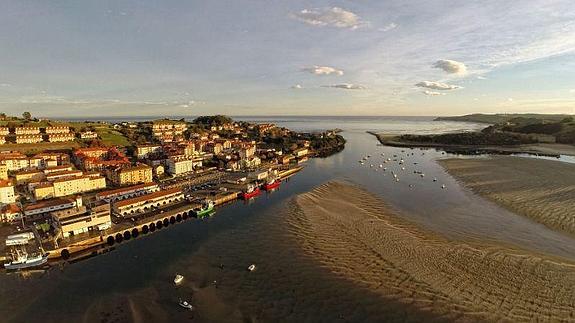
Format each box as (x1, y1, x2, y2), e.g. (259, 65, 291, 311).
(288, 181, 575, 322)
(440, 156, 575, 236)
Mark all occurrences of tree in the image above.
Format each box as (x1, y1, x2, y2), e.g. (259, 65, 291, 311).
(0, 113, 6, 120)
(22, 111, 31, 120)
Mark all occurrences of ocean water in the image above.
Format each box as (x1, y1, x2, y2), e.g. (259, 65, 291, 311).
(2, 116, 574, 322)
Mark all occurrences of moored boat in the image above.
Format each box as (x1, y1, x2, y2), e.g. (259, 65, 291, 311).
(4, 232, 49, 271)
(241, 184, 261, 200)
(174, 274, 184, 285)
(193, 200, 215, 218)
(263, 179, 280, 191)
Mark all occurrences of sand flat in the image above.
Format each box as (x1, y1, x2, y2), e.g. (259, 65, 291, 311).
(440, 156, 575, 236)
(287, 181, 575, 322)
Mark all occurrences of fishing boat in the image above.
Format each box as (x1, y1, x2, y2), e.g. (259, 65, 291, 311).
(263, 178, 280, 191)
(248, 264, 256, 272)
(179, 299, 193, 310)
(193, 200, 215, 218)
(241, 184, 261, 200)
(174, 274, 184, 285)
(4, 232, 48, 270)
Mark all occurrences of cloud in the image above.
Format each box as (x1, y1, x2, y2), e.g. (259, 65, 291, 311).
(379, 23, 398, 32)
(422, 90, 445, 96)
(415, 81, 462, 91)
(433, 60, 467, 75)
(291, 7, 365, 29)
(302, 65, 344, 76)
(322, 83, 366, 90)
(291, 84, 303, 89)
(569, 89, 575, 93)
(476, 76, 487, 80)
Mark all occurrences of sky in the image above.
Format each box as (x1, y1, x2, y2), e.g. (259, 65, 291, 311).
(1, 0, 575, 117)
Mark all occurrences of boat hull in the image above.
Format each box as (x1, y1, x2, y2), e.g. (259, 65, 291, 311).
(4, 254, 48, 270)
(194, 208, 215, 219)
(241, 187, 261, 199)
(263, 180, 280, 191)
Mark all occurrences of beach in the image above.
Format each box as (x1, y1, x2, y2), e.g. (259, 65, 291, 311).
(440, 156, 575, 236)
(286, 181, 575, 322)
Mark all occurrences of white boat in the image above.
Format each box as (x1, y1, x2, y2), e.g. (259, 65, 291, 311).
(4, 252, 48, 270)
(174, 274, 184, 285)
(179, 299, 193, 310)
(248, 264, 256, 272)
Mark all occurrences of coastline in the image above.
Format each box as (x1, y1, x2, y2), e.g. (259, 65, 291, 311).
(286, 181, 575, 321)
(439, 156, 575, 236)
(368, 131, 575, 157)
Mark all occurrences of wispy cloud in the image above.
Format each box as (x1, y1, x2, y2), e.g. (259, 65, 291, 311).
(379, 23, 398, 32)
(302, 65, 344, 76)
(422, 90, 445, 96)
(322, 83, 366, 90)
(291, 84, 303, 89)
(433, 60, 467, 75)
(415, 81, 462, 91)
(291, 7, 366, 30)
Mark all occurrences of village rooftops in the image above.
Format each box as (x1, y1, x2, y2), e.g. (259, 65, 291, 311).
(115, 188, 182, 208)
(96, 182, 158, 199)
(23, 197, 76, 212)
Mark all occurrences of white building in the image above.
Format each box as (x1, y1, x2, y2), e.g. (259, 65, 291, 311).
(0, 180, 16, 205)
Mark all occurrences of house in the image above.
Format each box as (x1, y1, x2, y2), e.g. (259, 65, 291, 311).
(15, 127, 40, 135)
(107, 164, 153, 186)
(80, 131, 98, 139)
(51, 201, 111, 238)
(0, 203, 21, 223)
(113, 188, 184, 217)
(0, 180, 16, 204)
(136, 144, 163, 159)
(47, 133, 75, 142)
(15, 134, 43, 144)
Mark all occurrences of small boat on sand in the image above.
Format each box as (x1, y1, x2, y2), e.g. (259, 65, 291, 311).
(179, 299, 193, 310)
(174, 274, 184, 285)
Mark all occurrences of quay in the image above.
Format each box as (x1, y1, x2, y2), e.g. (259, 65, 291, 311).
(42, 166, 303, 261)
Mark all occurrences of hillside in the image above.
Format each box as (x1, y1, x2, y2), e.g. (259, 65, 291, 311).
(435, 113, 572, 124)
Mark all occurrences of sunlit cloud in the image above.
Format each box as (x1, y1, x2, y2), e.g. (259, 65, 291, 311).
(415, 81, 462, 91)
(433, 60, 467, 75)
(302, 65, 344, 76)
(379, 23, 398, 32)
(322, 83, 366, 90)
(291, 84, 303, 89)
(291, 7, 366, 30)
(422, 90, 445, 96)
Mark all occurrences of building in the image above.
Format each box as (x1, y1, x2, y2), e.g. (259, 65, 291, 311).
(239, 144, 257, 159)
(293, 148, 309, 157)
(0, 203, 21, 223)
(45, 126, 70, 134)
(0, 127, 9, 136)
(0, 137, 5, 145)
(151, 120, 187, 143)
(15, 134, 43, 144)
(80, 131, 98, 139)
(241, 156, 261, 169)
(52, 201, 111, 238)
(33, 174, 107, 200)
(34, 152, 70, 166)
(206, 143, 223, 155)
(47, 133, 75, 142)
(45, 169, 83, 181)
(113, 188, 184, 217)
(43, 165, 74, 174)
(136, 144, 163, 159)
(0, 164, 8, 180)
(0, 180, 16, 204)
(0, 152, 42, 171)
(14, 169, 45, 184)
(15, 127, 40, 135)
(74, 147, 130, 171)
(23, 197, 79, 222)
(96, 182, 160, 202)
(166, 156, 203, 176)
(108, 164, 153, 186)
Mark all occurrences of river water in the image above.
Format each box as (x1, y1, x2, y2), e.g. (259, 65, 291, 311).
(2, 116, 575, 322)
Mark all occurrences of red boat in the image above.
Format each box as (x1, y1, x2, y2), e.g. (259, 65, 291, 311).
(241, 184, 261, 200)
(263, 179, 281, 191)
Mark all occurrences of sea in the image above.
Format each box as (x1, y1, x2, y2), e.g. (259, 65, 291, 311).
(1, 116, 574, 322)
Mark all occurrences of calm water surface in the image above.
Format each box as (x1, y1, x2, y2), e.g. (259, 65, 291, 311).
(2, 117, 575, 322)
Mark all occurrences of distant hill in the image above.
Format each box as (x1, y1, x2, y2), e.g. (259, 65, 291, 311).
(435, 114, 572, 124)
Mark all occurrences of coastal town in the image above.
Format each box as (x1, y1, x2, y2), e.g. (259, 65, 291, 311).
(0, 113, 345, 270)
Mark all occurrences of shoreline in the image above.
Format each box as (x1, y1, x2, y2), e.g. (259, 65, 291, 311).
(439, 156, 575, 237)
(367, 131, 575, 157)
(286, 181, 575, 321)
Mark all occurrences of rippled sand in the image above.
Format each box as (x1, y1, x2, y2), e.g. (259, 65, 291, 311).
(440, 156, 575, 236)
(288, 181, 575, 322)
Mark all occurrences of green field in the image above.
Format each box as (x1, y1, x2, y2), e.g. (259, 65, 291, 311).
(94, 127, 131, 146)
